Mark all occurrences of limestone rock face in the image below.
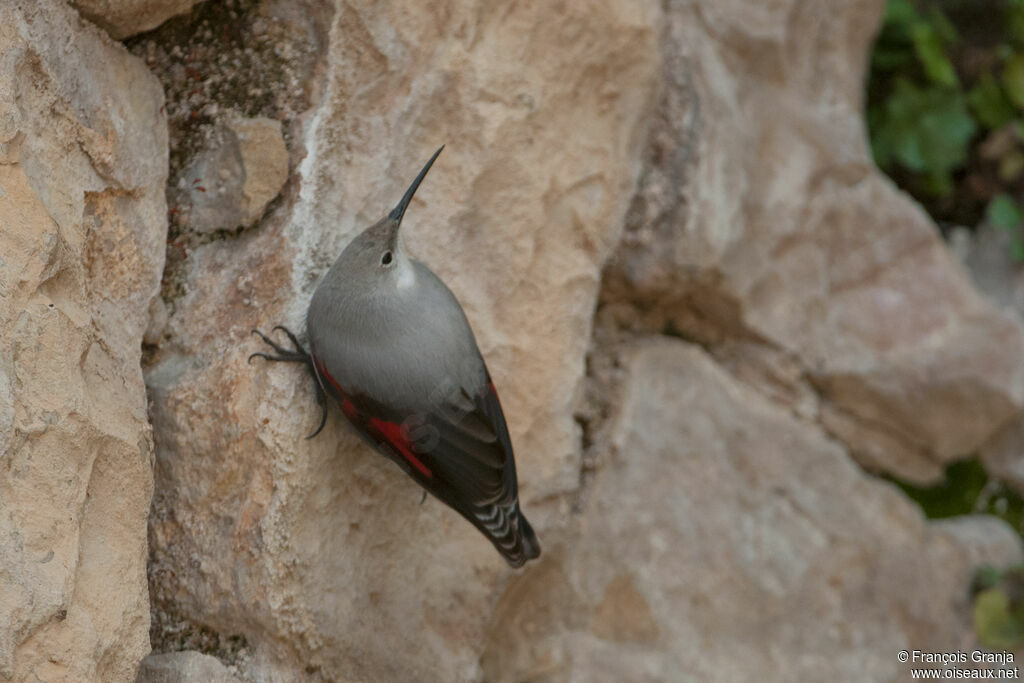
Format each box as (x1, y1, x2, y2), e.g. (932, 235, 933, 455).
(0, 2, 166, 681)
(136, 651, 242, 683)
(483, 342, 1022, 682)
(144, 1, 659, 680)
(79, 0, 1024, 681)
(606, 0, 1024, 485)
(956, 224, 1024, 494)
(179, 116, 289, 234)
(71, 0, 204, 40)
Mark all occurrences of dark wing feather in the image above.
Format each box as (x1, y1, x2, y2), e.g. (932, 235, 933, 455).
(314, 355, 539, 566)
(412, 380, 539, 566)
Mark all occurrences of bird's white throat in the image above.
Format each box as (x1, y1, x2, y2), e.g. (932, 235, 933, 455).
(395, 258, 416, 289)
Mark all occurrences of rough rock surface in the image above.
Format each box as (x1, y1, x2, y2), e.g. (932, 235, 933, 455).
(136, 651, 242, 683)
(144, 1, 657, 680)
(60, 0, 1024, 682)
(180, 115, 289, 234)
(0, 2, 166, 681)
(956, 224, 1024, 315)
(604, 0, 1024, 486)
(71, 0, 204, 40)
(482, 341, 1023, 682)
(952, 224, 1024, 493)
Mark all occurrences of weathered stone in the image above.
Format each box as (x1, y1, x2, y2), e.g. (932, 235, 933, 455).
(137, 0, 1024, 681)
(482, 341, 1023, 682)
(0, 2, 166, 680)
(136, 651, 241, 683)
(71, 0, 204, 40)
(955, 220, 1024, 496)
(144, 0, 658, 679)
(981, 417, 1024, 495)
(956, 224, 1024, 314)
(605, 0, 1024, 484)
(180, 116, 289, 234)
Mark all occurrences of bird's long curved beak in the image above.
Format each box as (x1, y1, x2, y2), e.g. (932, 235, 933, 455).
(389, 145, 444, 225)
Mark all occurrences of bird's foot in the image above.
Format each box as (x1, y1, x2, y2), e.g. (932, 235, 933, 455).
(249, 326, 329, 439)
(248, 326, 310, 363)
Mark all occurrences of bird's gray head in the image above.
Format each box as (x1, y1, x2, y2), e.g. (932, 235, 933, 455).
(332, 147, 444, 291)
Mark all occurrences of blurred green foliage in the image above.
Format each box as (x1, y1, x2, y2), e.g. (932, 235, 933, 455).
(972, 566, 1024, 649)
(891, 459, 1024, 529)
(868, 0, 1024, 254)
(988, 193, 1024, 258)
(891, 459, 1024, 648)
(870, 1, 1024, 649)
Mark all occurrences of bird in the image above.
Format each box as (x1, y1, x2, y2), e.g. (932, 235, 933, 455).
(249, 147, 541, 567)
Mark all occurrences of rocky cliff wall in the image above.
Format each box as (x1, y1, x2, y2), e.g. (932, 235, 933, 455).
(1, 1, 1022, 681)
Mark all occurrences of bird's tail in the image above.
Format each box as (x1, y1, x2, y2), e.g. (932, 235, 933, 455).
(508, 511, 541, 568)
(470, 498, 541, 568)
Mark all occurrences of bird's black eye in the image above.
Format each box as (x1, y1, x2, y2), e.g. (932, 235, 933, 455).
(381, 251, 393, 266)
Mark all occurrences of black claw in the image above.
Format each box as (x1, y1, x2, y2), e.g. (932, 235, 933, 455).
(251, 352, 306, 362)
(251, 325, 328, 440)
(305, 402, 328, 440)
(273, 325, 305, 351)
(250, 329, 292, 356)
(420, 490, 427, 505)
(249, 328, 310, 362)
(305, 357, 330, 440)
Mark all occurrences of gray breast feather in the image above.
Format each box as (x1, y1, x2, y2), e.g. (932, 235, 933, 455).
(308, 261, 488, 412)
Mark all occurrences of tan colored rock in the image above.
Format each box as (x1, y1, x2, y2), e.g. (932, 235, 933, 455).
(71, 0, 203, 40)
(145, 0, 658, 680)
(605, 0, 1024, 484)
(482, 341, 1022, 682)
(0, 2, 166, 681)
(180, 116, 289, 234)
(981, 417, 1024, 494)
(141, 0, 1024, 681)
(957, 224, 1024, 314)
(957, 223, 1024, 493)
(136, 651, 241, 683)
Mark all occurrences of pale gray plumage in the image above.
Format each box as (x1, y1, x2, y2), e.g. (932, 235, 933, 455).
(307, 227, 485, 414)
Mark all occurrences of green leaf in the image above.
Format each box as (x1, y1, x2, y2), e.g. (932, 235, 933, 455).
(884, 0, 919, 27)
(988, 194, 1024, 230)
(924, 6, 959, 46)
(1013, 239, 1024, 262)
(892, 459, 990, 519)
(1000, 151, 1024, 182)
(969, 74, 1016, 129)
(910, 22, 959, 87)
(872, 45, 916, 72)
(974, 588, 1024, 650)
(973, 566, 1005, 594)
(922, 171, 953, 197)
(1010, 5, 1024, 47)
(869, 79, 976, 192)
(1003, 54, 1024, 109)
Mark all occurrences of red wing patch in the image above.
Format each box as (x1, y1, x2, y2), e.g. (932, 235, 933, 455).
(313, 353, 432, 478)
(314, 356, 357, 418)
(487, 381, 502, 407)
(368, 417, 432, 478)
(340, 396, 357, 419)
